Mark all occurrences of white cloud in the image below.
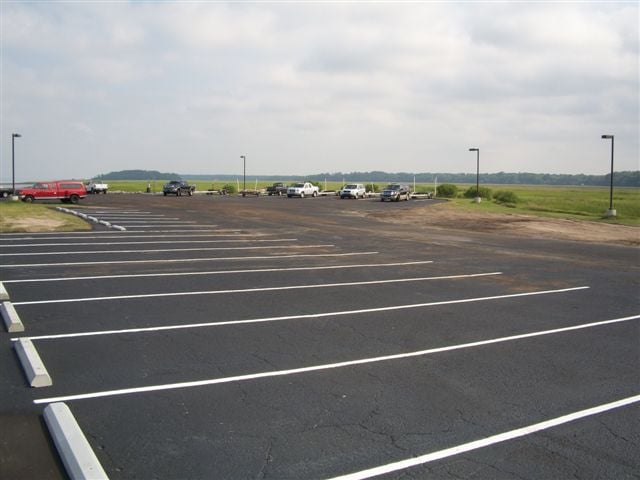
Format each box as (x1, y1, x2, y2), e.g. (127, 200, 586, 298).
(1, 2, 637, 181)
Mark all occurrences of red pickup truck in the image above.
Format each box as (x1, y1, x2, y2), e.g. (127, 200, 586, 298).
(19, 181, 87, 204)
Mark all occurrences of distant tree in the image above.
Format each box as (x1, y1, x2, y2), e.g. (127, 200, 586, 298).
(98, 170, 181, 180)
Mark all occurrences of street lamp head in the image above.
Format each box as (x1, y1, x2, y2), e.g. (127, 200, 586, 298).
(601, 135, 614, 139)
(469, 148, 479, 152)
(12, 133, 21, 138)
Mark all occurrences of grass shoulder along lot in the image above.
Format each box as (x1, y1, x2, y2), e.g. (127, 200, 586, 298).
(0, 201, 91, 233)
(444, 185, 640, 226)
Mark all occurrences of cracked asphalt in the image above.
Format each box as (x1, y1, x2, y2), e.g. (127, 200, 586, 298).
(1, 193, 638, 479)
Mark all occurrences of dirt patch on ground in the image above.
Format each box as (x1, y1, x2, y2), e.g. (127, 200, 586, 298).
(366, 202, 640, 246)
(6, 217, 68, 233)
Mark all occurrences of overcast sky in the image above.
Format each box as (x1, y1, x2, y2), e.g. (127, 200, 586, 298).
(1, 1, 638, 182)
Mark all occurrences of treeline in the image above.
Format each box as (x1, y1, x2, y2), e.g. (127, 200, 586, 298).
(310, 171, 640, 187)
(96, 170, 181, 180)
(97, 170, 639, 187)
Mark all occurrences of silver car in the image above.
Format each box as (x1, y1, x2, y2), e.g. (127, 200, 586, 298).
(340, 184, 366, 199)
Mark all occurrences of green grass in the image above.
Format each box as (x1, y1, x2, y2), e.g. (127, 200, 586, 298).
(0, 201, 91, 232)
(443, 185, 640, 225)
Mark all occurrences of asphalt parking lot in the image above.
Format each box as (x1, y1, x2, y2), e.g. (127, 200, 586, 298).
(1, 193, 638, 479)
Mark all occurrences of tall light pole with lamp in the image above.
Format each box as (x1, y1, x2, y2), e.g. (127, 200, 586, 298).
(601, 135, 615, 217)
(240, 155, 246, 195)
(469, 147, 480, 203)
(12, 133, 22, 197)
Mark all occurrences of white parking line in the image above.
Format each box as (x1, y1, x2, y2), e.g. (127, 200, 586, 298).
(32, 312, 637, 404)
(124, 225, 220, 228)
(0, 233, 254, 242)
(328, 394, 640, 480)
(0, 229, 231, 238)
(12, 272, 503, 306)
(0, 251, 377, 268)
(1, 238, 297, 248)
(0, 243, 332, 257)
(19, 286, 589, 340)
(94, 215, 176, 218)
(3, 260, 435, 283)
(110, 221, 198, 224)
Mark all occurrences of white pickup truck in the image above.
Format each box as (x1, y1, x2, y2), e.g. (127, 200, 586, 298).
(287, 182, 320, 198)
(87, 181, 108, 194)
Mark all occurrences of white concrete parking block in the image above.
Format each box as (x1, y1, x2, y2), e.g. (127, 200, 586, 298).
(14, 338, 52, 387)
(0, 281, 9, 300)
(44, 403, 109, 480)
(1, 301, 24, 332)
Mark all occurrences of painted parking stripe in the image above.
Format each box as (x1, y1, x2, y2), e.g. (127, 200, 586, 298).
(32, 312, 637, 404)
(328, 394, 640, 480)
(0, 229, 232, 237)
(12, 272, 503, 306)
(0, 243, 333, 257)
(3, 260, 435, 284)
(0, 233, 256, 242)
(123, 224, 221, 228)
(19, 286, 589, 340)
(1, 238, 298, 248)
(94, 215, 177, 218)
(0, 251, 377, 269)
(109, 221, 198, 224)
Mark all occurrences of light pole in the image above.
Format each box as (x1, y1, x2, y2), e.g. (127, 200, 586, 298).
(12, 133, 21, 196)
(240, 155, 246, 194)
(469, 148, 480, 203)
(601, 135, 615, 217)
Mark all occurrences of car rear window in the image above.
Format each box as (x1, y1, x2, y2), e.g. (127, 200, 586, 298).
(59, 183, 83, 189)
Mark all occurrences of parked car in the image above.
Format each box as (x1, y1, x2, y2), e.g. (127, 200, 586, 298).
(163, 180, 195, 196)
(86, 181, 108, 194)
(266, 182, 288, 196)
(380, 184, 411, 202)
(340, 184, 367, 199)
(18, 181, 87, 204)
(0, 186, 16, 197)
(287, 182, 319, 198)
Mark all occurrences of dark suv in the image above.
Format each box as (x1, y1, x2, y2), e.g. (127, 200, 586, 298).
(163, 180, 195, 196)
(380, 184, 411, 202)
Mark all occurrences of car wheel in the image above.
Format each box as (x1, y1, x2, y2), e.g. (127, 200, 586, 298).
(69, 195, 79, 204)
(22, 195, 34, 203)
(300, 192, 305, 198)
(188, 190, 193, 196)
(312, 191, 317, 197)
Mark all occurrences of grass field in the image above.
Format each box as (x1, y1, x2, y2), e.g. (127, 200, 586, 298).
(446, 185, 640, 225)
(0, 202, 91, 232)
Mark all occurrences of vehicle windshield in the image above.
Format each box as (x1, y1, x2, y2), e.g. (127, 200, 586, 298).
(345, 184, 357, 189)
(168, 181, 180, 185)
(385, 185, 401, 190)
(33, 183, 48, 189)
(291, 183, 304, 188)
